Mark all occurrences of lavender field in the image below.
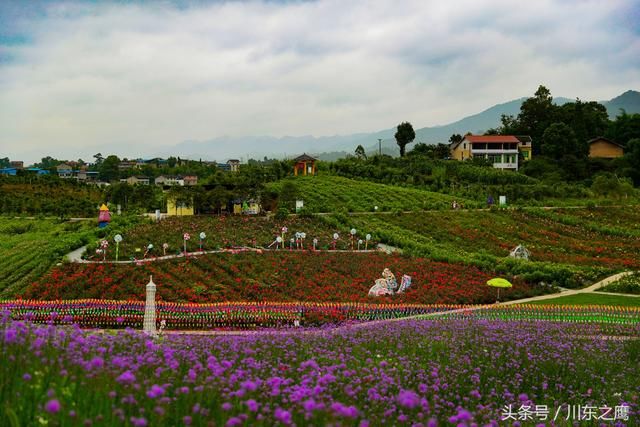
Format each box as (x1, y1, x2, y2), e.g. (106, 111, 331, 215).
(2, 311, 639, 426)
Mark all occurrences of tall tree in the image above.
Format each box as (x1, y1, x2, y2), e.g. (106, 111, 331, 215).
(448, 134, 463, 144)
(541, 122, 582, 159)
(623, 138, 640, 185)
(556, 99, 609, 144)
(517, 85, 558, 154)
(99, 155, 121, 182)
(395, 122, 416, 157)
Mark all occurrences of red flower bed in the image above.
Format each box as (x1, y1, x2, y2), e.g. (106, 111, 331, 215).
(24, 252, 541, 304)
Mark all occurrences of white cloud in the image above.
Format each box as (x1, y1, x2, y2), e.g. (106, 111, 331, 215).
(0, 0, 638, 163)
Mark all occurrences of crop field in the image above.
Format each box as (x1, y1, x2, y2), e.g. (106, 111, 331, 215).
(268, 176, 475, 212)
(0, 218, 95, 298)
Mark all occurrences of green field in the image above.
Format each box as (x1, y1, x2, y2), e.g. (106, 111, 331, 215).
(0, 218, 99, 297)
(268, 175, 477, 212)
(528, 293, 640, 307)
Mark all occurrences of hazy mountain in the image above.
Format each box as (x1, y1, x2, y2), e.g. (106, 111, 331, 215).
(171, 90, 639, 161)
(602, 90, 640, 118)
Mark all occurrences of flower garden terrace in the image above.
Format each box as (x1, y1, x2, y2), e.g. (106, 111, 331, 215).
(24, 252, 545, 305)
(1, 313, 639, 426)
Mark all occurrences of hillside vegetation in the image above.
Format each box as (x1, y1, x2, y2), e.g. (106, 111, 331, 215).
(268, 176, 474, 213)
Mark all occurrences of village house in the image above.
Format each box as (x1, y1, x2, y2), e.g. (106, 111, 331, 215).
(0, 168, 17, 176)
(56, 163, 75, 178)
(120, 176, 150, 185)
(166, 195, 194, 216)
(450, 135, 532, 171)
(155, 175, 186, 186)
(227, 159, 240, 172)
(9, 161, 24, 169)
(183, 175, 198, 186)
(118, 160, 138, 170)
(76, 169, 99, 182)
(588, 137, 624, 159)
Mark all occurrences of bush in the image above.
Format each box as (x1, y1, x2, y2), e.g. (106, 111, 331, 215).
(274, 207, 289, 220)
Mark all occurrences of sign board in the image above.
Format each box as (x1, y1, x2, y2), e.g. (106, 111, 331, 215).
(499, 196, 507, 206)
(295, 200, 304, 213)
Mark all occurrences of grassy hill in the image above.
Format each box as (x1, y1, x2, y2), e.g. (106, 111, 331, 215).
(268, 176, 475, 213)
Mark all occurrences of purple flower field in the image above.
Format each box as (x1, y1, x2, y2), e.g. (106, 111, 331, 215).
(1, 310, 639, 426)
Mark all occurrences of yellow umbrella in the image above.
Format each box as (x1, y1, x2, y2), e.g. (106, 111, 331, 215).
(487, 278, 512, 301)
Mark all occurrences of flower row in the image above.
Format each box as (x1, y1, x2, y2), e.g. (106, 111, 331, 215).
(3, 299, 639, 329)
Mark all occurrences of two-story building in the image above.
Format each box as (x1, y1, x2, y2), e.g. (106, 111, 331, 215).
(450, 135, 532, 171)
(57, 163, 74, 178)
(120, 176, 150, 185)
(155, 175, 185, 186)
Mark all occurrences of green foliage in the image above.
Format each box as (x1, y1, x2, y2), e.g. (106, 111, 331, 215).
(591, 173, 635, 199)
(0, 175, 103, 217)
(354, 145, 367, 160)
(0, 218, 98, 297)
(600, 273, 640, 295)
(274, 207, 290, 220)
(268, 176, 468, 213)
(394, 121, 416, 157)
(541, 122, 583, 158)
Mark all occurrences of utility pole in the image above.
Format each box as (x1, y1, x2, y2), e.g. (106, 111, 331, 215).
(378, 139, 382, 156)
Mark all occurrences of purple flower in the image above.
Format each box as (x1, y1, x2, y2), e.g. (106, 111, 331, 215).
(241, 380, 258, 392)
(116, 371, 136, 384)
(146, 384, 165, 399)
(89, 357, 104, 370)
(246, 399, 259, 412)
(274, 408, 292, 425)
(183, 416, 192, 425)
(222, 402, 232, 411)
(4, 328, 17, 343)
(398, 389, 420, 409)
(44, 399, 61, 414)
(22, 373, 31, 381)
(226, 417, 242, 427)
(130, 417, 147, 427)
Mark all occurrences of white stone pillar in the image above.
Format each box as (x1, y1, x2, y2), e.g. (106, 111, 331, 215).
(143, 276, 157, 335)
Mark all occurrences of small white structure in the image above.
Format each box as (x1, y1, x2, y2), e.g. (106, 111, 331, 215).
(509, 244, 531, 260)
(295, 200, 304, 213)
(143, 276, 157, 335)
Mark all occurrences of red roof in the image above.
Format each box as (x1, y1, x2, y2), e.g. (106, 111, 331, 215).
(464, 135, 519, 143)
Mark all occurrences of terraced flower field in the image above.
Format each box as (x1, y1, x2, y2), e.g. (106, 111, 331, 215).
(91, 215, 376, 261)
(24, 252, 543, 304)
(345, 207, 640, 270)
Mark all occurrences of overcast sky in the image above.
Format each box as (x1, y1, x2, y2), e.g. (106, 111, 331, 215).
(1, 0, 639, 164)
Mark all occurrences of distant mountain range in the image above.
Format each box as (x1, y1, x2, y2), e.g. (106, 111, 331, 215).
(170, 90, 640, 161)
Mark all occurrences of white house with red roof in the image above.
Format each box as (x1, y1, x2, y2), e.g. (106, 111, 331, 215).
(450, 135, 532, 171)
